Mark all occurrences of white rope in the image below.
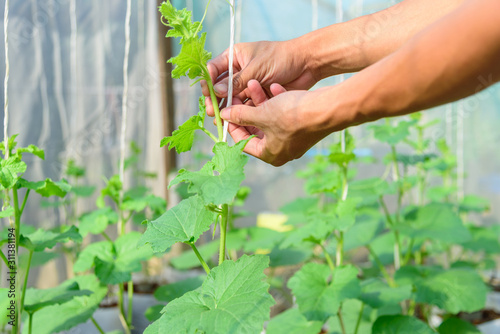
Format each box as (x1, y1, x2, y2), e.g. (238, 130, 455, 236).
(69, 0, 77, 153)
(119, 0, 132, 187)
(336, 0, 347, 162)
(223, 0, 235, 142)
(457, 101, 464, 200)
(3, 0, 9, 158)
(311, 0, 318, 31)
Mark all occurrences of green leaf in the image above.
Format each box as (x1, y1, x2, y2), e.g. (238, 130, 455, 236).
(145, 304, 165, 322)
(139, 195, 217, 252)
(19, 252, 59, 269)
(268, 247, 313, 267)
(17, 144, 45, 160)
(65, 159, 85, 177)
(78, 207, 119, 237)
(349, 178, 395, 205)
(267, 308, 323, 334)
(161, 97, 206, 153)
(159, 0, 201, 42)
(0, 157, 26, 189)
(438, 318, 481, 334)
(21, 226, 82, 252)
(94, 232, 154, 285)
(0, 134, 18, 156)
(394, 153, 436, 166)
(280, 219, 331, 249)
(359, 279, 412, 309)
(399, 203, 471, 244)
(426, 185, 457, 202)
(154, 276, 205, 302)
(97, 174, 122, 207)
(0, 206, 14, 218)
(395, 266, 489, 313)
(73, 241, 114, 273)
(459, 195, 490, 213)
(334, 197, 362, 231)
(327, 299, 373, 334)
(288, 263, 360, 321)
(24, 282, 92, 313)
(149, 255, 274, 334)
(243, 227, 283, 252)
(169, 33, 211, 80)
(344, 208, 384, 251)
(372, 315, 435, 334)
(71, 185, 95, 197)
(17, 178, 71, 197)
(170, 140, 249, 205)
(23, 275, 107, 334)
(0, 288, 13, 328)
(461, 226, 500, 254)
(370, 120, 415, 146)
(280, 197, 318, 226)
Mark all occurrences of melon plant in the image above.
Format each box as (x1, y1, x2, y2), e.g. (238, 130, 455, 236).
(139, 2, 274, 333)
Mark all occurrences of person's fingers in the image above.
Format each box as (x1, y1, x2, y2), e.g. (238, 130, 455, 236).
(207, 49, 229, 83)
(227, 123, 264, 159)
(200, 80, 210, 97)
(220, 105, 265, 128)
(246, 80, 268, 106)
(205, 97, 215, 117)
(270, 83, 287, 96)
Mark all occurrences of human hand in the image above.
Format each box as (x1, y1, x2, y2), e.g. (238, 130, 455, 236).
(201, 40, 318, 117)
(223, 80, 336, 167)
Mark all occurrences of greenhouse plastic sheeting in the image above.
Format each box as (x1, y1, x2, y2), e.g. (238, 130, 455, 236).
(0, 0, 499, 288)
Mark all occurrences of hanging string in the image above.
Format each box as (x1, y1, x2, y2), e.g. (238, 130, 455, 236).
(223, 0, 235, 142)
(118, 0, 132, 231)
(235, 0, 242, 43)
(69, 0, 78, 154)
(311, 0, 318, 31)
(3, 0, 9, 158)
(457, 101, 464, 200)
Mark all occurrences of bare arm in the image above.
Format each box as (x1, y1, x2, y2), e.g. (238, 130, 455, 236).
(203, 0, 463, 109)
(301, 0, 465, 80)
(220, 0, 500, 166)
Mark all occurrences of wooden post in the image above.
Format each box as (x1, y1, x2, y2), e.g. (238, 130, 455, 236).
(157, 0, 176, 200)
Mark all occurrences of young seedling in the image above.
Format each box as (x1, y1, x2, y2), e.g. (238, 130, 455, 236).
(139, 2, 274, 333)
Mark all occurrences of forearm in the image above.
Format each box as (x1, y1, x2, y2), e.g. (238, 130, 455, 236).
(321, 0, 500, 130)
(297, 0, 464, 80)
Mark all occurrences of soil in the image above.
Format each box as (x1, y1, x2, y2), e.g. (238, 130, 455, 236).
(459, 309, 500, 325)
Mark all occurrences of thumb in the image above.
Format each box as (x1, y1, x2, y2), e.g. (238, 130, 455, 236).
(214, 65, 256, 98)
(220, 105, 264, 128)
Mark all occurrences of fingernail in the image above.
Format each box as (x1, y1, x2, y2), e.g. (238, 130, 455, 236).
(220, 108, 230, 120)
(214, 83, 227, 94)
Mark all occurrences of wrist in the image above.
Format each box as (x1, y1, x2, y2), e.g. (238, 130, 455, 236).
(294, 19, 368, 82)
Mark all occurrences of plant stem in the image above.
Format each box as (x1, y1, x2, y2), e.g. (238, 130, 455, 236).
(337, 306, 347, 334)
(201, 128, 218, 143)
(320, 243, 335, 271)
(91, 316, 106, 334)
(12, 188, 21, 334)
(118, 283, 131, 334)
(207, 81, 224, 141)
(20, 250, 33, 315)
(336, 232, 344, 267)
(101, 232, 112, 242)
(218, 204, 229, 265)
(127, 280, 133, 325)
(403, 238, 415, 266)
(189, 242, 210, 274)
(367, 245, 396, 287)
(408, 299, 416, 316)
(353, 302, 365, 334)
(19, 189, 29, 216)
(28, 312, 33, 334)
(0, 250, 8, 267)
